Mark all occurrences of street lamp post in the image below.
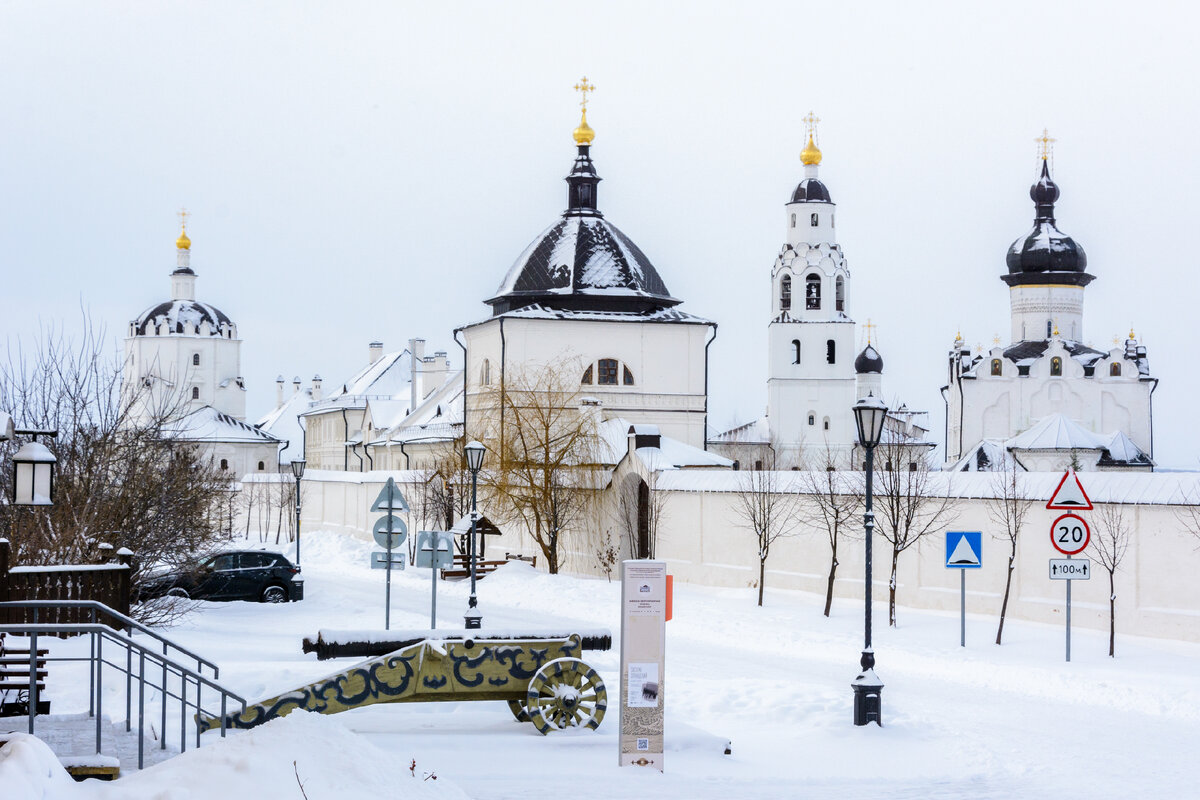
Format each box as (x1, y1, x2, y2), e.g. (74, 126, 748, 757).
(851, 392, 888, 727)
(463, 440, 485, 630)
(290, 459, 306, 566)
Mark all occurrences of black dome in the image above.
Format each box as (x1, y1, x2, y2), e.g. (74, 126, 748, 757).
(855, 343, 884, 374)
(791, 178, 833, 204)
(486, 144, 680, 316)
(134, 300, 233, 336)
(1002, 160, 1094, 287)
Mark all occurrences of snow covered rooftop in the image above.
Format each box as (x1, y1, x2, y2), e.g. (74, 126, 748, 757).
(166, 405, 282, 445)
(1007, 413, 1106, 451)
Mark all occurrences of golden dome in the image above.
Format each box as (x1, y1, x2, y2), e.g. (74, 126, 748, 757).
(800, 133, 822, 166)
(573, 107, 595, 146)
(176, 227, 191, 250)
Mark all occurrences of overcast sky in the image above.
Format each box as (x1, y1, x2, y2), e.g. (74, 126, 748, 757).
(2, 1, 1197, 467)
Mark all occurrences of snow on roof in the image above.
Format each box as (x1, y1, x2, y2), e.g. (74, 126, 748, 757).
(1007, 413, 1106, 451)
(598, 418, 733, 470)
(1100, 430, 1153, 465)
(460, 303, 712, 330)
(166, 405, 282, 444)
(950, 439, 1018, 473)
(710, 416, 771, 444)
(653, 468, 1200, 505)
(256, 388, 311, 464)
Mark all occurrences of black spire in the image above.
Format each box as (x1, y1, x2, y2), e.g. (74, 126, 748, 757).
(1003, 159, 1093, 286)
(565, 145, 602, 217)
(1030, 159, 1060, 222)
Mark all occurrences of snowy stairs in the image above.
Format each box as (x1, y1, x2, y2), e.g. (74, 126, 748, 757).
(0, 712, 177, 778)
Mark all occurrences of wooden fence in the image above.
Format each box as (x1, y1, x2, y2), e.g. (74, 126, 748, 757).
(0, 538, 132, 630)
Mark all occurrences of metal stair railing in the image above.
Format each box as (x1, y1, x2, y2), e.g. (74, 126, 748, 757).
(0, 601, 246, 771)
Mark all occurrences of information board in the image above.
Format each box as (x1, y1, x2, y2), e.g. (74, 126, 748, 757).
(619, 560, 666, 771)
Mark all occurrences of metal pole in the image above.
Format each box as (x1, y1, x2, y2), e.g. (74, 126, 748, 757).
(125, 643, 132, 731)
(180, 672, 187, 753)
(161, 644, 167, 750)
(294, 475, 302, 567)
(195, 674, 201, 748)
(138, 650, 145, 770)
(863, 444, 874, 660)
(465, 467, 480, 628)
(385, 482, 394, 631)
(960, 569, 966, 647)
(1066, 554, 1072, 663)
(431, 536, 438, 630)
(28, 628, 37, 735)
(95, 634, 103, 754)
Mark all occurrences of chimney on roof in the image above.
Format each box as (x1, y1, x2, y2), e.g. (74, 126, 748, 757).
(628, 423, 662, 452)
(276, 375, 285, 407)
(312, 375, 323, 402)
(369, 341, 384, 365)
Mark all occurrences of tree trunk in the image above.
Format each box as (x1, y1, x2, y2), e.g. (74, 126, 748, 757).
(1108, 570, 1116, 657)
(996, 549, 1016, 645)
(823, 552, 837, 617)
(758, 558, 765, 607)
(889, 549, 900, 627)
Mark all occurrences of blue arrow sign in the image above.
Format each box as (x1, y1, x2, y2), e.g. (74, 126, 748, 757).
(945, 531, 982, 569)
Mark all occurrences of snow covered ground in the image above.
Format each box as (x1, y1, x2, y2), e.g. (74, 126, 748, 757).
(4, 528, 1198, 799)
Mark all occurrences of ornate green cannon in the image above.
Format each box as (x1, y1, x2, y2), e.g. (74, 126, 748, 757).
(197, 634, 606, 735)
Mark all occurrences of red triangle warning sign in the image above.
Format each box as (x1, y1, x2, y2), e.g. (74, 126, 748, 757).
(1046, 470, 1093, 510)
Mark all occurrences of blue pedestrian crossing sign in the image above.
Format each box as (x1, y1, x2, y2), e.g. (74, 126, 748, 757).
(945, 531, 983, 569)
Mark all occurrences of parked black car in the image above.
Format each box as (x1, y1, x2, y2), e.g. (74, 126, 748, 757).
(138, 549, 304, 603)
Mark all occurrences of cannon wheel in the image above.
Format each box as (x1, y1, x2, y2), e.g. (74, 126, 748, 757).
(507, 700, 530, 722)
(525, 657, 606, 734)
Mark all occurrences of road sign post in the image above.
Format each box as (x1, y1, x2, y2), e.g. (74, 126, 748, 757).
(1048, 468, 1093, 663)
(945, 532, 982, 647)
(371, 478, 410, 630)
(416, 531, 454, 629)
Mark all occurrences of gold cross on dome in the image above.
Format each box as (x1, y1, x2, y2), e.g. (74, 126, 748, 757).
(178, 207, 190, 231)
(863, 318, 876, 344)
(1036, 128, 1056, 161)
(803, 111, 821, 141)
(574, 77, 595, 110)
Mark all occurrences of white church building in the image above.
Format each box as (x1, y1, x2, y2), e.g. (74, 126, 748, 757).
(943, 144, 1156, 472)
(123, 221, 281, 476)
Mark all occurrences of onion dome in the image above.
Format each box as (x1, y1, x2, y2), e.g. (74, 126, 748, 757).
(176, 226, 191, 250)
(855, 343, 884, 374)
(573, 107, 595, 146)
(790, 132, 833, 203)
(800, 133, 822, 166)
(1002, 160, 1093, 287)
(133, 300, 232, 336)
(486, 114, 680, 316)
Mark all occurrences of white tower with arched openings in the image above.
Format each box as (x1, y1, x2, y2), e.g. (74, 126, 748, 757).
(766, 114, 858, 467)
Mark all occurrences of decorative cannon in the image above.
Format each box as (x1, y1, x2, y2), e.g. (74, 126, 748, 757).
(197, 633, 607, 735)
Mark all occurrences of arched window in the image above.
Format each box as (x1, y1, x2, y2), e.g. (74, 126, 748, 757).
(835, 276, 845, 312)
(1050, 357, 1063, 376)
(754, 459, 763, 471)
(792, 339, 802, 364)
(806, 274, 821, 310)
(810, 213, 818, 227)
(823, 417, 830, 431)
(808, 413, 815, 426)
(780, 275, 792, 311)
(790, 213, 796, 228)
(826, 339, 836, 364)
(257, 461, 265, 471)
(623, 365, 635, 386)
(1046, 320, 1053, 338)
(192, 353, 200, 366)
(480, 358, 491, 386)
(581, 364, 593, 385)
(598, 358, 619, 385)
(1110, 363, 1121, 376)
(219, 459, 228, 471)
(991, 359, 1002, 376)
(191, 386, 200, 400)
(831, 214, 835, 229)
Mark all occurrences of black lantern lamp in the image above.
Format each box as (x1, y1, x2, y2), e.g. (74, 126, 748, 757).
(851, 392, 888, 726)
(290, 459, 305, 565)
(463, 440, 485, 629)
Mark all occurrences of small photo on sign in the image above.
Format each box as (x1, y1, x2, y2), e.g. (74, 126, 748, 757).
(627, 663, 659, 708)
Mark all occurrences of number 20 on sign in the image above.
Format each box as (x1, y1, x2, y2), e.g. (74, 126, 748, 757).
(1050, 513, 1090, 556)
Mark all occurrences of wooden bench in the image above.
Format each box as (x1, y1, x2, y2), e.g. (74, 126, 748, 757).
(0, 635, 50, 716)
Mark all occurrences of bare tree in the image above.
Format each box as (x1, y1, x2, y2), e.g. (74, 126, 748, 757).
(1175, 486, 1200, 548)
(730, 451, 801, 607)
(614, 470, 668, 560)
(872, 439, 957, 627)
(986, 461, 1034, 644)
(0, 315, 234, 621)
(798, 446, 862, 617)
(479, 363, 605, 574)
(1089, 503, 1131, 657)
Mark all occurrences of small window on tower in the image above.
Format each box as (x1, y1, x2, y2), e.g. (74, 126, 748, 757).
(581, 365, 593, 385)
(991, 359, 1002, 376)
(832, 214, 835, 229)
(1110, 363, 1121, 377)
(481, 359, 491, 386)
(806, 274, 821, 310)
(790, 213, 796, 228)
(192, 386, 200, 400)
(598, 358, 618, 385)
(1050, 357, 1063, 376)
(810, 213, 818, 227)
(623, 365, 635, 385)
(823, 417, 830, 431)
(193, 353, 200, 366)
(792, 339, 802, 364)
(808, 414, 815, 426)
(1046, 320, 1053, 338)
(835, 276, 845, 312)
(826, 339, 836, 364)
(257, 461, 265, 471)
(780, 275, 791, 312)
(220, 459, 228, 471)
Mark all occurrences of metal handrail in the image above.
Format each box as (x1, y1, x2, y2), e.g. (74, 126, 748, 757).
(0, 600, 219, 677)
(0, 618, 245, 771)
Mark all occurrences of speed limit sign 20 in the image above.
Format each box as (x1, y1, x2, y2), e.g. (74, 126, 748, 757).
(1050, 513, 1090, 555)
